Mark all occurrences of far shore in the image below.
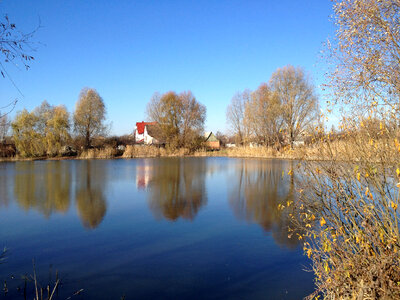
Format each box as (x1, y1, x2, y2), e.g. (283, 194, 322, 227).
(0, 143, 340, 162)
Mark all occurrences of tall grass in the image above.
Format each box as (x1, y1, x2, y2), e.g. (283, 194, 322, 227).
(193, 143, 351, 160)
(79, 146, 120, 159)
(122, 145, 191, 158)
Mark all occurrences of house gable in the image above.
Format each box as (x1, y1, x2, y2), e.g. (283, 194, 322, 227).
(204, 131, 220, 149)
(134, 121, 164, 145)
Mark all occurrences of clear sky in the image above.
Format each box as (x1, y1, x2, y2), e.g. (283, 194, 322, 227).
(0, 0, 335, 135)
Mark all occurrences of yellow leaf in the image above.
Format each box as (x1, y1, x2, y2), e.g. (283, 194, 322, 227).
(324, 262, 329, 273)
(357, 172, 360, 181)
(391, 201, 398, 210)
(320, 217, 326, 227)
(307, 248, 312, 258)
(397, 168, 400, 177)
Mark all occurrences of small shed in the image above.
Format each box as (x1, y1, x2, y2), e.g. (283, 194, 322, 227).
(204, 132, 220, 150)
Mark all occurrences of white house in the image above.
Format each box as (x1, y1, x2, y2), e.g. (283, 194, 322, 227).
(134, 121, 162, 145)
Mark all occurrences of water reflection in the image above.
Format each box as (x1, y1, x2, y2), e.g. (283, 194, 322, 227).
(12, 160, 108, 230)
(146, 158, 207, 221)
(9, 158, 303, 239)
(228, 160, 301, 248)
(0, 164, 9, 207)
(75, 161, 107, 229)
(14, 161, 71, 216)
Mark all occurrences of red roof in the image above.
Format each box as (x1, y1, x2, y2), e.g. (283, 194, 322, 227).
(136, 121, 157, 134)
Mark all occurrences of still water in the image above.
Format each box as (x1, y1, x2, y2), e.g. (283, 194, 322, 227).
(0, 157, 314, 299)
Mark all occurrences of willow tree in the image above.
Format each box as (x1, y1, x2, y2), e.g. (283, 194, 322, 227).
(12, 101, 70, 157)
(73, 88, 106, 149)
(269, 65, 318, 148)
(45, 105, 71, 155)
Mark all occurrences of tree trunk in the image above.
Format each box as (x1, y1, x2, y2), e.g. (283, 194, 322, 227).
(85, 130, 90, 149)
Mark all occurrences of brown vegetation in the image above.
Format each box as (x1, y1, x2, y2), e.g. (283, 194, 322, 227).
(227, 65, 319, 148)
(281, 0, 400, 298)
(146, 90, 206, 150)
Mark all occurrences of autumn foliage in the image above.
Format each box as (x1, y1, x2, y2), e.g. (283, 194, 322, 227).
(282, 0, 400, 299)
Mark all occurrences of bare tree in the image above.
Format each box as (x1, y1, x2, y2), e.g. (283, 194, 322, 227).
(180, 91, 206, 148)
(0, 112, 10, 143)
(73, 88, 106, 149)
(269, 65, 319, 148)
(226, 90, 250, 144)
(0, 15, 38, 103)
(244, 83, 283, 146)
(146, 90, 206, 150)
(146, 92, 163, 124)
(326, 0, 400, 114)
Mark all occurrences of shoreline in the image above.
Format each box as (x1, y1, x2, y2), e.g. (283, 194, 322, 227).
(0, 143, 343, 162)
(0, 152, 315, 162)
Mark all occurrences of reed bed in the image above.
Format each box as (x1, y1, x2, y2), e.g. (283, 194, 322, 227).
(79, 146, 120, 159)
(122, 145, 191, 158)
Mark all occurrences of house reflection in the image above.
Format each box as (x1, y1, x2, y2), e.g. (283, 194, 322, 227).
(13, 161, 71, 216)
(136, 162, 153, 190)
(75, 160, 107, 229)
(228, 160, 303, 248)
(146, 158, 207, 221)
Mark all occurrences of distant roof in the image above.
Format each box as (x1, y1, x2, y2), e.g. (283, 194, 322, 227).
(136, 121, 157, 134)
(146, 124, 165, 143)
(204, 131, 218, 142)
(204, 132, 211, 139)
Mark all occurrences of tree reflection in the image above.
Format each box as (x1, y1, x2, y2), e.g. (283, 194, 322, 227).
(14, 161, 71, 216)
(229, 160, 303, 248)
(146, 158, 207, 221)
(75, 160, 107, 229)
(0, 164, 9, 207)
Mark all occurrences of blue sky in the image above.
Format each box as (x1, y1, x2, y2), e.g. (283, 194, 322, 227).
(0, 0, 335, 135)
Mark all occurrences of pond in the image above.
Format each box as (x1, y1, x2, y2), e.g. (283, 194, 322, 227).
(0, 157, 314, 299)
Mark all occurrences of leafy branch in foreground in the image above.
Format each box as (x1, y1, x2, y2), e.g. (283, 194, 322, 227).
(281, 0, 400, 298)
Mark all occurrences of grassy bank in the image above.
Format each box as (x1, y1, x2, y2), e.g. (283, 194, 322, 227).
(0, 141, 360, 162)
